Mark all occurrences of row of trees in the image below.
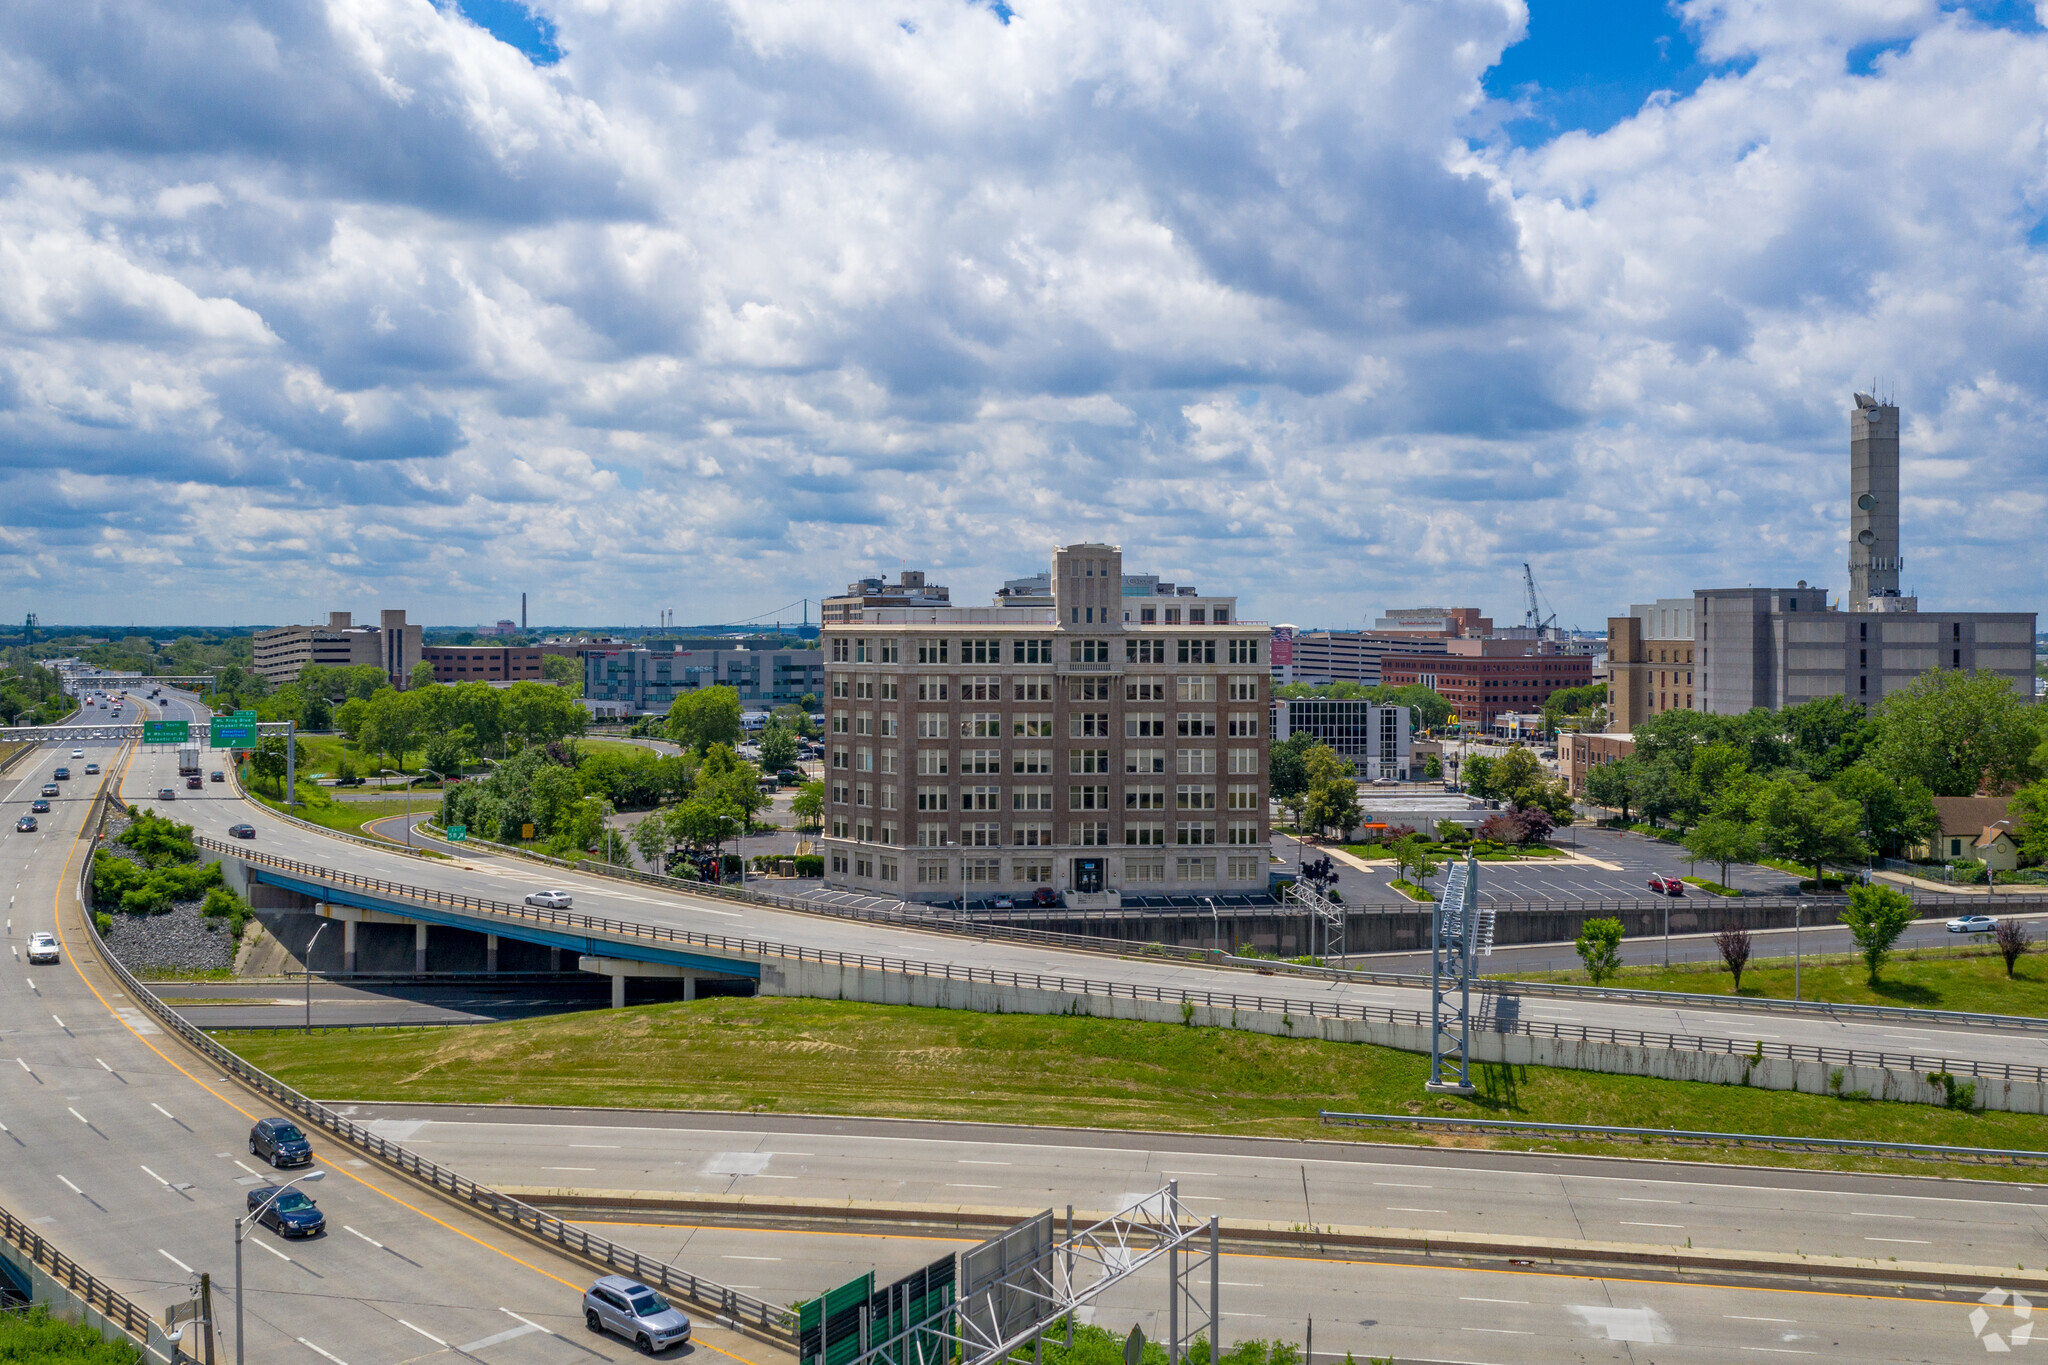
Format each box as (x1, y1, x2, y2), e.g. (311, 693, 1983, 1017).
(332, 679, 587, 774)
(1462, 747, 1575, 823)
(1270, 681, 1454, 731)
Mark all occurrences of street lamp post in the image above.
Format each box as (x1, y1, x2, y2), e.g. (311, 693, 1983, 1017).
(303, 922, 327, 1033)
(235, 1168, 324, 1365)
(1794, 903, 1806, 1001)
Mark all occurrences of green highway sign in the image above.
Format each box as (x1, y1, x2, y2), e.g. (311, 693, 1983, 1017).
(209, 717, 257, 747)
(445, 825, 467, 841)
(233, 709, 258, 721)
(141, 721, 188, 744)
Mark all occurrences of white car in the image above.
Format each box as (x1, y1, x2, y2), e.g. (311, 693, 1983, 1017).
(27, 932, 58, 965)
(1946, 914, 1997, 934)
(70, 748, 83, 758)
(524, 890, 574, 910)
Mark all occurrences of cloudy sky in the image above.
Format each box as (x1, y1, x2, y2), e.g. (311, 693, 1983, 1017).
(3, 0, 2045, 631)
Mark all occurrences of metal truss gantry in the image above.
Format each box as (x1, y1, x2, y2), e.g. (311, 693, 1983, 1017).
(1285, 880, 1344, 961)
(848, 1184, 1219, 1365)
(1428, 848, 1494, 1094)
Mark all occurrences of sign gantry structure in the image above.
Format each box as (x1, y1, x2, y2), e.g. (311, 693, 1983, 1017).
(1428, 848, 1494, 1095)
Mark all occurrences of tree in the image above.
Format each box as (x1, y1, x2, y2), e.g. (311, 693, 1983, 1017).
(503, 680, 584, 746)
(1390, 832, 1439, 888)
(362, 688, 420, 772)
(542, 654, 582, 692)
(1752, 774, 1866, 888)
(792, 780, 824, 831)
(1995, 918, 2032, 980)
(1631, 759, 1684, 828)
(1302, 778, 1361, 841)
(670, 798, 741, 855)
(1301, 742, 1353, 788)
(422, 727, 470, 779)
(758, 723, 800, 773)
(1491, 747, 1543, 807)
(334, 697, 370, 745)
(2009, 778, 2048, 867)
(665, 685, 743, 755)
(1714, 925, 1753, 992)
(1462, 754, 1497, 800)
(299, 689, 332, 732)
(1269, 735, 1312, 803)
(1830, 762, 1937, 858)
(1839, 882, 1916, 985)
(1781, 694, 1873, 779)
(1864, 669, 2043, 797)
(631, 811, 674, 872)
(1574, 917, 1624, 983)
(411, 660, 438, 691)
(1422, 753, 1443, 781)
(1582, 756, 1636, 821)
(1683, 814, 1758, 887)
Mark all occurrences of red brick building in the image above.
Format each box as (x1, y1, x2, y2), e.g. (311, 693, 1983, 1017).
(1380, 650, 1593, 732)
(421, 645, 546, 684)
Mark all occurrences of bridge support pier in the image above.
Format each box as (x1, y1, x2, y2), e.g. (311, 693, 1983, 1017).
(486, 933, 498, 975)
(415, 922, 429, 975)
(342, 918, 357, 974)
(579, 957, 710, 1010)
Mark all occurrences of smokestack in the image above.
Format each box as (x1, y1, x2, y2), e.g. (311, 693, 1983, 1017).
(521, 592, 527, 632)
(1848, 392, 1901, 607)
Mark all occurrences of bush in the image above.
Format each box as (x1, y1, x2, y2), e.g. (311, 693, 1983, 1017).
(1574, 917, 1625, 983)
(0, 1305, 140, 1363)
(91, 849, 223, 914)
(792, 854, 823, 877)
(203, 885, 250, 937)
(95, 911, 113, 936)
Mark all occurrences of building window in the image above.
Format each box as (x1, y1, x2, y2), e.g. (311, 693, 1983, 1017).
(962, 748, 1002, 774)
(1069, 639, 1110, 663)
(1127, 677, 1166, 702)
(963, 824, 1001, 848)
(1126, 786, 1166, 810)
(1126, 748, 1165, 774)
(1013, 749, 1053, 775)
(1227, 785, 1258, 810)
(1178, 639, 1217, 664)
(1014, 714, 1053, 738)
(917, 825, 950, 848)
(1068, 784, 1110, 810)
(962, 676, 1001, 701)
(1126, 858, 1166, 883)
(878, 857, 898, 881)
(1226, 855, 1258, 880)
(969, 712, 1002, 738)
(1013, 860, 1053, 884)
(1176, 676, 1217, 703)
(962, 639, 1002, 664)
(917, 751, 949, 777)
(1125, 824, 1165, 846)
(1071, 713, 1110, 738)
(1069, 677, 1113, 701)
(917, 639, 950, 664)
(1012, 823, 1053, 846)
(1126, 713, 1165, 739)
(916, 786, 950, 811)
(1177, 712, 1216, 738)
(1175, 856, 1217, 881)
(1227, 638, 1259, 665)
(1014, 676, 1055, 702)
(917, 860, 950, 884)
(880, 641, 900, 663)
(917, 679, 949, 702)
(962, 784, 1001, 811)
(1227, 676, 1259, 701)
(1176, 822, 1215, 846)
(1227, 821, 1259, 845)
(1013, 639, 1053, 664)
(1012, 786, 1054, 811)
(1127, 639, 1166, 664)
(918, 714, 949, 739)
(1176, 749, 1216, 775)
(1176, 784, 1215, 810)
(1071, 821, 1109, 846)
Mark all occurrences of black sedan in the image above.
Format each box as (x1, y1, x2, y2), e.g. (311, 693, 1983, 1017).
(228, 824, 256, 839)
(30, 799, 49, 813)
(14, 816, 35, 833)
(245, 1186, 325, 1238)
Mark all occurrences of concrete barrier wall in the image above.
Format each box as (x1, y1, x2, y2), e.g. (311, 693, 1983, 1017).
(0, 1243, 175, 1363)
(757, 960, 2048, 1115)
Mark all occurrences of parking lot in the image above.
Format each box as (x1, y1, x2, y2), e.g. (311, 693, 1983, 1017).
(1282, 823, 1809, 907)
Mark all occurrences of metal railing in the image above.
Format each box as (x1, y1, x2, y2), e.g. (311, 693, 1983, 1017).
(0, 1202, 155, 1342)
(196, 837, 2048, 1088)
(1317, 1110, 2048, 1167)
(83, 814, 796, 1345)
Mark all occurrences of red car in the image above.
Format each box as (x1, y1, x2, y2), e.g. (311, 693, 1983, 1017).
(1647, 875, 1685, 897)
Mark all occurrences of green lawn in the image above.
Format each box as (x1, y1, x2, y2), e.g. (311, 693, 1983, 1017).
(1500, 942, 2048, 1016)
(216, 996, 2048, 1181)
(242, 783, 424, 841)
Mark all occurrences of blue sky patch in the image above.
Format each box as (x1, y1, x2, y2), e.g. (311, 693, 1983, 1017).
(456, 0, 561, 64)
(1484, 0, 1750, 147)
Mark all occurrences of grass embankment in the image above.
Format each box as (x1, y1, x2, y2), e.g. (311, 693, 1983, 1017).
(217, 996, 2048, 1180)
(1502, 943, 2048, 1016)
(241, 779, 424, 841)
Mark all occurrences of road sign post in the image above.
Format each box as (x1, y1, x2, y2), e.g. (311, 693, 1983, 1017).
(445, 826, 467, 842)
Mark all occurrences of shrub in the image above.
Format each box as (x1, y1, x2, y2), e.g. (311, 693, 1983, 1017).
(1574, 917, 1624, 983)
(0, 1305, 139, 1363)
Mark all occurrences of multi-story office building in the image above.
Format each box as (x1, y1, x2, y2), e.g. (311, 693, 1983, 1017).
(1274, 630, 1447, 686)
(421, 645, 548, 684)
(1372, 607, 1493, 636)
(251, 610, 422, 689)
(1269, 698, 1412, 778)
(1607, 598, 1695, 732)
(1380, 645, 1593, 732)
(583, 647, 826, 715)
(820, 544, 1269, 905)
(822, 571, 953, 625)
(1559, 731, 1634, 796)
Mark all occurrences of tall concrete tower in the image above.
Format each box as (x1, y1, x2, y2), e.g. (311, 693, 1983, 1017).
(1848, 391, 1901, 607)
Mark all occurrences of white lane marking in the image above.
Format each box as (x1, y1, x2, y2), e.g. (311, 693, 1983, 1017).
(947, 1183, 1000, 1189)
(234, 1160, 261, 1175)
(1461, 1297, 1529, 1304)
(569, 1144, 621, 1149)
(159, 1249, 193, 1274)
(1387, 1207, 1448, 1214)
(722, 1255, 782, 1261)
(1735, 1350, 1815, 1356)
(498, 1309, 553, 1337)
(13, 1059, 27, 1073)
(58, 1175, 82, 1195)
(96, 1058, 114, 1073)
(1864, 1237, 1930, 1244)
(1373, 1181, 1433, 1188)
(50, 1015, 64, 1029)
(459, 1323, 543, 1352)
(1727, 1316, 1798, 1323)
(1619, 1221, 1685, 1228)
(140, 1166, 169, 1186)
(1617, 1197, 1682, 1204)
(297, 1339, 347, 1364)
(397, 1321, 445, 1346)
(1848, 1212, 1914, 1220)
(152, 1103, 177, 1120)
(956, 1160, 1012, 1165)
(543, 1167, 597, 1172)
(1462, 1326, 1534, 1334)
(68, 1107, 88, 1125)
(343, 1226, 384, 1249)
(250, 1237, 292, 1261)
(1162, 1170, 1216, 1177)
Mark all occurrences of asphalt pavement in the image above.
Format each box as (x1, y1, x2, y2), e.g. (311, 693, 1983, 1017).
(154, 978, 618, 1029)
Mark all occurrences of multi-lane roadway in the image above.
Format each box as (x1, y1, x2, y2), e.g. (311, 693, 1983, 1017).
(14, 683, 2043, 1362)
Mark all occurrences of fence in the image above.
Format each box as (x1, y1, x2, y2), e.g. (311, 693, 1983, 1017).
(1316, 1110, 2048, 1168)
(0, 1202, 157, 1345)
(195, 837, 2048, 1088)
(83, 799, 798, 1347)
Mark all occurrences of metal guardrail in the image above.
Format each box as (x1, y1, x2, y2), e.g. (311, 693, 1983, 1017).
(80, 801, 796, 1345)
(0, 1202, 156, 1342)
(196, 837, 2048, 1088)
(1316, 1110, 2048, 1167)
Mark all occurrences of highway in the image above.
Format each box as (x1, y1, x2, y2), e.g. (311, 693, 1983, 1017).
(27, 685, 2035, 1361)
(121, 695, 2048, 1076)
(1, 693, 782, 1364)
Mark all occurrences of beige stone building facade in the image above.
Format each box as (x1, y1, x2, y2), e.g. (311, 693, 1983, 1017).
(820, 544, 1270, 905)
(252, 610, 423, 689)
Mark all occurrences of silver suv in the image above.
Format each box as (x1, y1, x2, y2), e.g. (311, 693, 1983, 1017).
(582, 1276, 690, 1353)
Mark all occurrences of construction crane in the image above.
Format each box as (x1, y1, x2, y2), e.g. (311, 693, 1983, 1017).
(1521, 563, 1557, 637)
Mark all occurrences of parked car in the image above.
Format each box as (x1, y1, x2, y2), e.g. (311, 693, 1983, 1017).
(1031, 886, 1058, 907)
(1946, 914, 1997, 934)
(583, 1276, 691, 1354)
(1647, 875, 1685, 897)
(14, 816, 35, 833)
(26, 932, 57, 964)
(245, 1185, 325, 1238)
(992, 894, 1014, 908)
(524, 889, 574, 909)
(228, 824, 257, 839)
(249, 1117, 314, 1168)
(30, 799, 49, 813)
